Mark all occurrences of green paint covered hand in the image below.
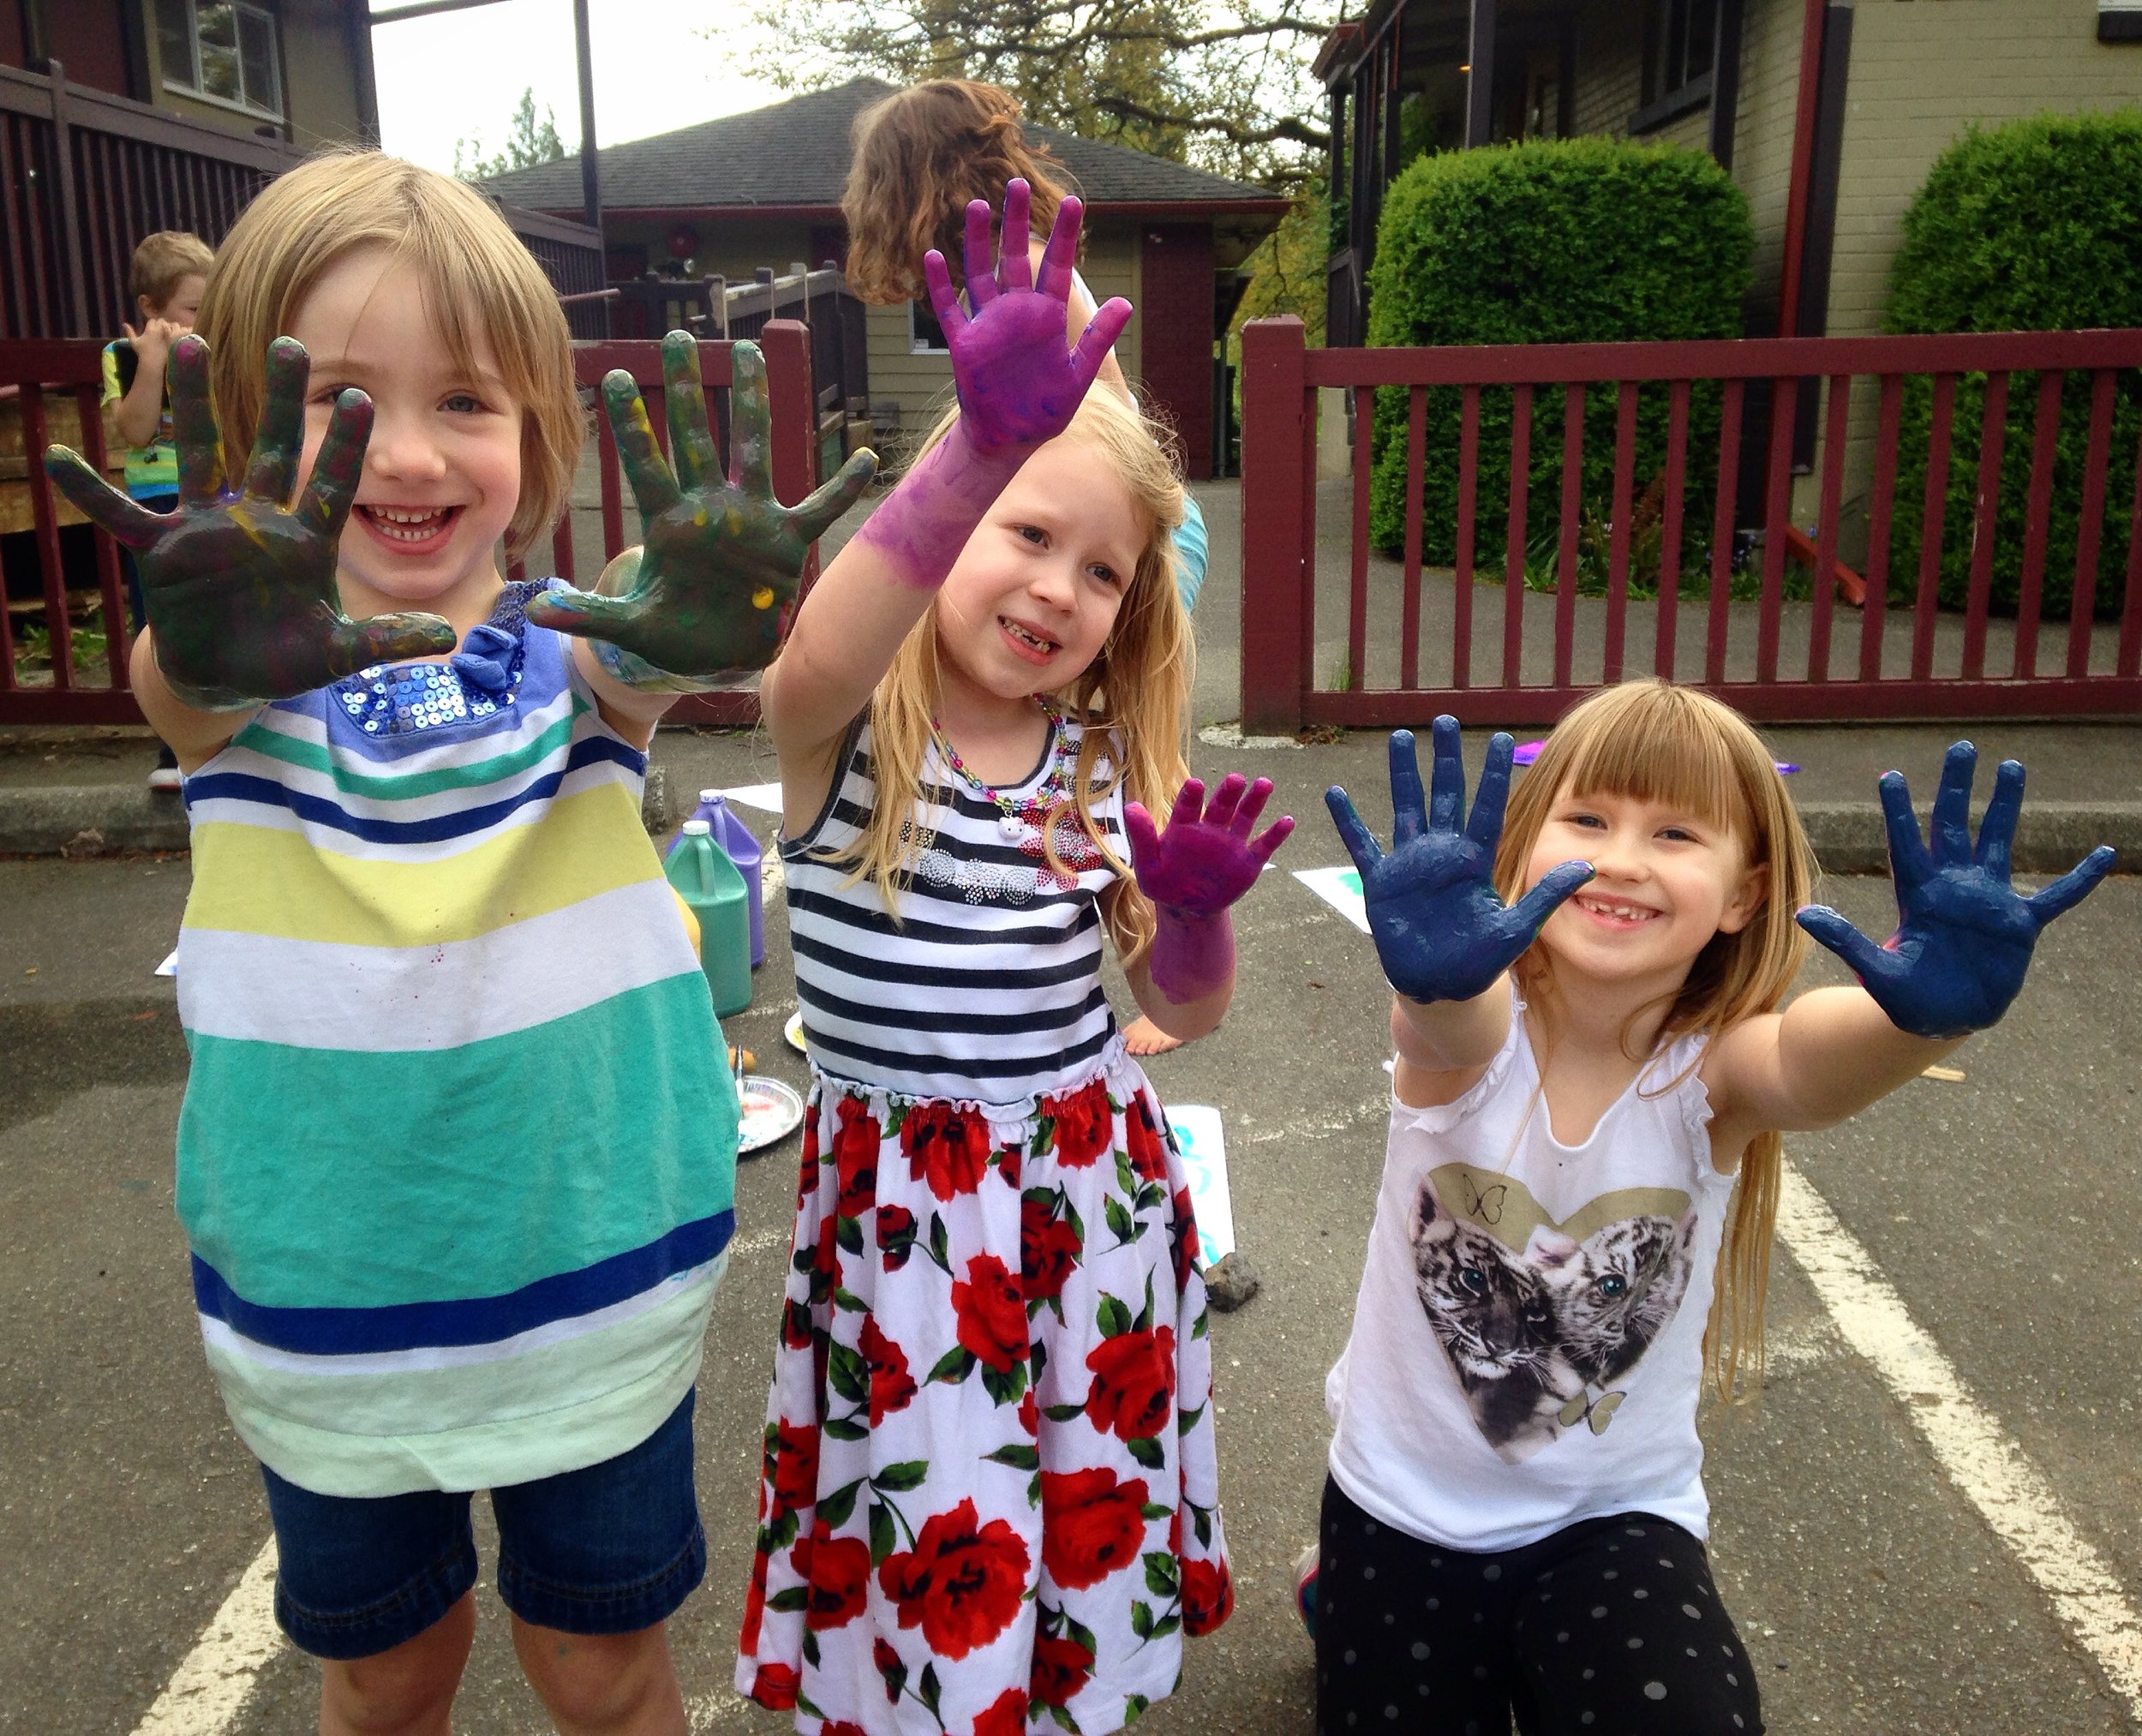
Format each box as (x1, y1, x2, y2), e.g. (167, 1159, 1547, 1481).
(526, 333, 877, 690)
(44, 334, 456, 711)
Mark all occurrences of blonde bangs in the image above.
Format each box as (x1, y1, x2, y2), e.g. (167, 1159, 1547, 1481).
(1488, 679, 1820, 1409)
(197, 150, 582, 561)
(823, 388, 1191, 967)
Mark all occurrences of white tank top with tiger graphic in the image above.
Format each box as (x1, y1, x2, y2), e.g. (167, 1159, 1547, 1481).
(1325, 987, 1735, 1553)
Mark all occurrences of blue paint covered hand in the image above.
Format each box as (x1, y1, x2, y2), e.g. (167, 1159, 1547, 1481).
(1325, 719, 1595, 1004)
(1797, 742, 2115, 1039)
(527, 334, 875, 690)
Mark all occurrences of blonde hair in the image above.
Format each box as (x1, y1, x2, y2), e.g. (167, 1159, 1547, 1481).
(1490, 679, 1816, 1406)
(833, 387, 1190, 967)
(195, 151, 581, 561)
(842, 80, 1077, 305)
(129, 230, 213, 312)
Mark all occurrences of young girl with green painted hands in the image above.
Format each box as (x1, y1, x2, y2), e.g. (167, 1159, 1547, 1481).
(737, 182, 1289, 1734)
(45, 153, 871, 1736)
(1307, 679, 2112, 1735)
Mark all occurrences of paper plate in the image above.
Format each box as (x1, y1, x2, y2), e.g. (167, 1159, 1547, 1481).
(737, 1075, 805, 1156)
(784, 1009, 807, 1054)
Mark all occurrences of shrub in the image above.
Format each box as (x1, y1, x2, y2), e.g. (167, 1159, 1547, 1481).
(1885, 110, 2142, 620)
(1363, 137, 1752, 573)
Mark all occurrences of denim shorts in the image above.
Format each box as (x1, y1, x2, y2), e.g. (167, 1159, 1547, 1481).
(260, 1390, 705, 1660)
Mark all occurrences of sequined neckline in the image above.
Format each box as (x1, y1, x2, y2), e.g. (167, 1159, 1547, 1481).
(334, 579, 547, 739)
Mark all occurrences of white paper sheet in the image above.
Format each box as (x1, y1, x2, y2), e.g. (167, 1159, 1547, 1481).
(154, 949, 178, 979)
(1167, 1104, 1235, 1267)
(1292, 864, 1368, 934)
(717, 781, 787, 815)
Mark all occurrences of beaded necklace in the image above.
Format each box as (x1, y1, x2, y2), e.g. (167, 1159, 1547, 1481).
(911, 699, 1107, 902)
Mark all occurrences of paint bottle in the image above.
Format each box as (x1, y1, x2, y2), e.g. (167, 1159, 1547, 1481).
(665, 820, 751, 1018)
(667, 789, 766, 968)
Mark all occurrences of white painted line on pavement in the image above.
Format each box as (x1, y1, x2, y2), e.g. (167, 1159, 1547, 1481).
(130, 1537, 283, 1735)
(1776, 1164, 2142, 1721)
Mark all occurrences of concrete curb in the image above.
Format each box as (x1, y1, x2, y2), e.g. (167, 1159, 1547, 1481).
(3, 776, 2133, 871)
(0, 765, 675, 856)
(1797, 800, 2138, 876)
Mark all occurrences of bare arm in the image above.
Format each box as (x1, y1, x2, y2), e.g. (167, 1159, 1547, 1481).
(128, 626, 250, 770)
(1703, 987, 1962, 1148)
(113, 324, 177, 450)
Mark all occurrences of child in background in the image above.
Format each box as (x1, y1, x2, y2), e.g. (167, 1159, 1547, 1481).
(844, 76, 1212, 1059)
(51, 152, 871, 1736)
(1312, 682, 2111, 1734)
(738, 183, 1289, 1734)
(101, 229, 210, 790)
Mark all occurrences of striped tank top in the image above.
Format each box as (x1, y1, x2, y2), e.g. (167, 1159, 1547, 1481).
(175, 581, 737, 1499)
(781, 713, 1128, 1105)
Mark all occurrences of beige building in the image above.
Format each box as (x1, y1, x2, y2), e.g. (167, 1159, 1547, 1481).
(1317, 0, 2141, 534)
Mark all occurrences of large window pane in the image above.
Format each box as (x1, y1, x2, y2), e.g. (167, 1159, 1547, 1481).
(155, 0, 194, 89)
(195, 3, 241, 103)
(236, 6, 280, 115)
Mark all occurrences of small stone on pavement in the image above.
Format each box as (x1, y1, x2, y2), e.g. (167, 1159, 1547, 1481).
(1206, 1250, 1261, 1312)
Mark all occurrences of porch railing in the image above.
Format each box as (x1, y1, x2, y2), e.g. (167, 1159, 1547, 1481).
(0, 60, 602, 341)
(1238, 316, 2142, 732)
(0, 321, 823, 727)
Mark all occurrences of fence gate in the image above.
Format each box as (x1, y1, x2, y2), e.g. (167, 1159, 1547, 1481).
(1238, 317, 2142, 732)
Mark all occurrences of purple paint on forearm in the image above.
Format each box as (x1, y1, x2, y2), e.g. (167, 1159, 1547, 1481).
(853, 423, 1023, 590)
(1148, 904, 1236, 1006)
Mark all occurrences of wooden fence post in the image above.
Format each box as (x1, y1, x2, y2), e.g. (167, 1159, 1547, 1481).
(1239, 316, 1307, 737)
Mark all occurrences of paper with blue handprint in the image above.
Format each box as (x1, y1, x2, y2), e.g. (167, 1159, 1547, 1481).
(1797, 742, 2115, 1039)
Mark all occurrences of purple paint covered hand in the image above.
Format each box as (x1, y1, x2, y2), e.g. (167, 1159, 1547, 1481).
(44, 334, 454, 709)
(528, 335, 875, 689)
(1797, 742, 2115, 1039)
(924, 178, 1131, 457)
(1126, 774, 1295, 1004)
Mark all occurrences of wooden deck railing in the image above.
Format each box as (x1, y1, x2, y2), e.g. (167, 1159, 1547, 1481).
(1238, 317, 2142, 731)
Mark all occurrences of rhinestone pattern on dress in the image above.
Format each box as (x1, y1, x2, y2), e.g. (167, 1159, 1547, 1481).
(334, 580, 544, 738)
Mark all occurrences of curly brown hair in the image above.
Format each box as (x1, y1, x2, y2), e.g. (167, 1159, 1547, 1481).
(841, 80, 1081, 304)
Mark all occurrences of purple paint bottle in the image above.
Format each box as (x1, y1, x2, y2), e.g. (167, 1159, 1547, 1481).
(667, 789, 766, 968)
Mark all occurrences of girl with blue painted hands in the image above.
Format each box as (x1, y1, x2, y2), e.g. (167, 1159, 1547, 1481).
(45, 153, 872, 1735)
(739, 181, 1289, 1735)
(1308, 679, 2112, 1736)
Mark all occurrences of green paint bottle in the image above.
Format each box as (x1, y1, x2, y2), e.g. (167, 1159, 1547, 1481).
(665, 819, 751, 1018)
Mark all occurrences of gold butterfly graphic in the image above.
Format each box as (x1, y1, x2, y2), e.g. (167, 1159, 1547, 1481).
(1558, 1388, 1627, 1435)
(1457, 1173, 1507, 1225)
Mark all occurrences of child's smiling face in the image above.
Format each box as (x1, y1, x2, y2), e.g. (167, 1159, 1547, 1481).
(1525, 782, 1767, 990)
(931, 434, 1146, 705)
(288, 246, 523, 632)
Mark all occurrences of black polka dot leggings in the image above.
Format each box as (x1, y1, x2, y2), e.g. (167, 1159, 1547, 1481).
(1315, 1477, 1762, 1735)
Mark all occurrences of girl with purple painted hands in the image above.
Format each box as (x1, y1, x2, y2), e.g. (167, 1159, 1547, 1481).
(745, 184, 1275, 1733)
(1306, 680, 2111, 1736)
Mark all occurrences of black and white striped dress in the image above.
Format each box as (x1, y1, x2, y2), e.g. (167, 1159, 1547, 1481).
(740, 711, 1235, 1736)
(781, 713, 1128, 1104)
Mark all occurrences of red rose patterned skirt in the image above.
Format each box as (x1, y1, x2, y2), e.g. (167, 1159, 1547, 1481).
(736, 1042, 1233, 1735)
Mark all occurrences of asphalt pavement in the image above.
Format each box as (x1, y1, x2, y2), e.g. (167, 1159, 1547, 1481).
(3, 478, 2141, 1733)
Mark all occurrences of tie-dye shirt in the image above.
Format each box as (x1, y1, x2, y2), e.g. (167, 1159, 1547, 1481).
(173, 581, 736, 1498)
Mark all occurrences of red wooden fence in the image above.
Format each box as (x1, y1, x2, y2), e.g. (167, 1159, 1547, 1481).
(1238, 317, 2142, 733)
(0, 320, 823, 727)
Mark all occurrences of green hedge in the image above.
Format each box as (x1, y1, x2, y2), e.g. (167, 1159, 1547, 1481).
(1365, 138, 1752, 571)
(1885, 110, 2142, 620)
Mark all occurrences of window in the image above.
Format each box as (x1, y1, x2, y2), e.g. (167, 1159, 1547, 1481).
(1642, 0, 1715, 105)
(158, 0, 284, 121)
(910, 298, 950, 356)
